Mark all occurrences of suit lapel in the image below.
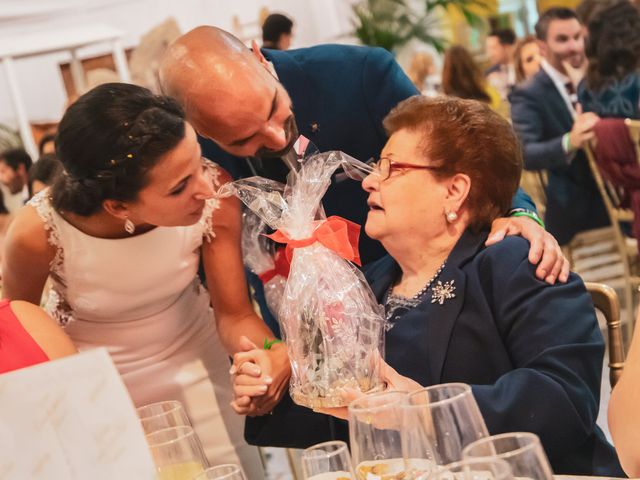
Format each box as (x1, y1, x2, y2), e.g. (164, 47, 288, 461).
(537, 70, 573, 129)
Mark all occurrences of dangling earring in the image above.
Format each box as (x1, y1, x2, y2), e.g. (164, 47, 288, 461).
(124, 218, 135, 235)
(446, 211, 458, 223)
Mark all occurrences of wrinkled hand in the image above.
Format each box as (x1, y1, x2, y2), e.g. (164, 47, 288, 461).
(229, 336, 291, 417)
(569, 105, 600, 150)
(487, 216, 570, 284)
(314, 358, 423, 420)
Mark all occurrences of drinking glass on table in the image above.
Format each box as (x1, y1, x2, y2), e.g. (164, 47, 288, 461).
(194, 464, 247, 480)
(462, 432, 553, 480)
(403, 383, 488, 476)
(427, 457, 513, 480)
(302, 440, 356, 479)
(137, 400, 191, 435)
(348, 390, 408, 480)
(146, 425, 209, 480)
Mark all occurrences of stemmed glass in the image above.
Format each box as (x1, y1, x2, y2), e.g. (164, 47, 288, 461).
(194, 464, 247, 480)
(146, 425, 209, 480)
(462, 432, 554, 480)
(348, 390, 408, 479)
(302, 440, 356, 479)
(427, 457, 514, 480)
(137, 400, 191, 435)
(402, 383, 489, 477)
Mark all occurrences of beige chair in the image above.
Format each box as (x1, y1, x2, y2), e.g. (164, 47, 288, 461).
(585, 282, 626, 388)
(584, 141, 640, 337)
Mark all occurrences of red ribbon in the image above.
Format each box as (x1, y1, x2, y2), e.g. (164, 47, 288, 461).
(258, 248, 292, 284)
(266, 215, 362, 267)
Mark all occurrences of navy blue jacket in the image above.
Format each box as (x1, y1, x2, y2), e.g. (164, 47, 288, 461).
(246, 230, 624, 476)
(509, 69, 609, 245)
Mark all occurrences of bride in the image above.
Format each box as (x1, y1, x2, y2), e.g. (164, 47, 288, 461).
(2, 83, 289, 478)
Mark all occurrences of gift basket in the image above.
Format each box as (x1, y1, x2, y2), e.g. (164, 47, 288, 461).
(220, 151, 385, 408)
(241, 210, 289, 323)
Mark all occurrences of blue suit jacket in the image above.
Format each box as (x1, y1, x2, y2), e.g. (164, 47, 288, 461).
(367, 231, 622, 476)
(509, 69, 609, 245)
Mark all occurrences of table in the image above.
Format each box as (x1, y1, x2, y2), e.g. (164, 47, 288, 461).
(0, 24, 131, 159)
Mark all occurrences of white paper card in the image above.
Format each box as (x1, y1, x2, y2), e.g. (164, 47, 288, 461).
(0, 348, 156, 479)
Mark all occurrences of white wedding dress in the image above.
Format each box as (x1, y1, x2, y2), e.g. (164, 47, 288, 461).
(28, 185, 264, 479)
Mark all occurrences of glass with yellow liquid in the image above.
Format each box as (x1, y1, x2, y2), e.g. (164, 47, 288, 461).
(146, 426, 208, 480)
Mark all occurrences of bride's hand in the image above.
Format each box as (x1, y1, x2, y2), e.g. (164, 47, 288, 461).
(229, 336, 291, 416)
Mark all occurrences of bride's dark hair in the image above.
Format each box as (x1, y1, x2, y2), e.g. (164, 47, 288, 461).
(51, 83, 185, 216)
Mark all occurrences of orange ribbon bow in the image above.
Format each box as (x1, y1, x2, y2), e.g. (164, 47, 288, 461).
(258, 248, 292, 284)
(266, 216, 362, 267)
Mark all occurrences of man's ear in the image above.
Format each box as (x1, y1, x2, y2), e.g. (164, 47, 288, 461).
(251, 40, 271, 69)
(102, 199, 131, 221)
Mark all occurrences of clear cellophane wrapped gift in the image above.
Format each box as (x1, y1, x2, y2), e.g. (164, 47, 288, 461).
(241, 211, 288, 323)
(220, 151, 385, 408)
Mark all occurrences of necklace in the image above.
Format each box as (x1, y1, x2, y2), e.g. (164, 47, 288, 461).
(384, 260, 447, 326)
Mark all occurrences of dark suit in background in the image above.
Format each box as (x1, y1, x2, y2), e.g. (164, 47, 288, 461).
(510, 69, 609, 245)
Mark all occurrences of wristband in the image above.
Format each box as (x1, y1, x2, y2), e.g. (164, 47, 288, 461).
(263, 338, 282, 350)
(509, 208, 545, 228)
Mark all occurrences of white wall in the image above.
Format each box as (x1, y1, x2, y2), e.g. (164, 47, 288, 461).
(0, 0, 359, 128)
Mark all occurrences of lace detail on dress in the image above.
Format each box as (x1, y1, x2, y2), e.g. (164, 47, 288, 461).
(201, 160, 222, 242)
(27, 190, 74, 326)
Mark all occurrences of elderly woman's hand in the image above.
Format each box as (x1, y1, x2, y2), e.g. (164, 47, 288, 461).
(486, 216, 570, 284)
(229, 336, 291, 416)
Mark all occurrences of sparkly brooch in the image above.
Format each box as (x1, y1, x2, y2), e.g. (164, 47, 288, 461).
(431, 280, 456, 305)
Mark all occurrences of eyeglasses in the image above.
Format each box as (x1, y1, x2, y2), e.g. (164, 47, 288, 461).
(368, 156, 441, 182)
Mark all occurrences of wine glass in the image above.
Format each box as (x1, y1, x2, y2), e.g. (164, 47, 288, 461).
(348, 390, 408, 480)
(462, 432, 554, 480)
(402, 383, 488, 476)
(137, 400, 191, 435)
(426, 457, 513, 480)
(301, 440, 356, 479)
(194, 464, 247, 480)
(146, 426, 209, 480)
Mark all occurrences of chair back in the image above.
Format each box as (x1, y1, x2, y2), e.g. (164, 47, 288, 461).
(585, 282, 626, 388)
(625, 118, 640, 163)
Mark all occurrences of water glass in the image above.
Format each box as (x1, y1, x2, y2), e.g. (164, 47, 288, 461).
(462, 432, 553, 480)
(137, 400, 191, 435)
(302, 441, 355, 479)
(403, 383, 488, 473)
(194, 464, 247, 479)
(348, 390, 408, 480)
(146, 425, 209, 480)
(426, 457, 513, 480)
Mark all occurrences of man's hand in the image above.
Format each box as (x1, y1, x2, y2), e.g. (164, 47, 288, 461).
(562, 60, 587, 92)
(229, 336, 291, 416)
(569, 105, 600, 150)
(487, 216, 570, 284)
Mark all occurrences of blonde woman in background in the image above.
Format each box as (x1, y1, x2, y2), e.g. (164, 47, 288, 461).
(513, 35, 541, 85)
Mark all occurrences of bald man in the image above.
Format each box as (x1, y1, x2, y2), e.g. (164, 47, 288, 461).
(159, 26, 570, 448)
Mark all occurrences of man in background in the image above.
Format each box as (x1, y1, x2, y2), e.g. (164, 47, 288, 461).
(485, 28, 517, 98)
(0, 148, 32, 213)
(261, 13, 294, 50)
(510, 8, 608, 246)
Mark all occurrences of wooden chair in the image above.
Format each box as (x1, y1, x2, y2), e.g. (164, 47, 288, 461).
(586, 282, 626, 388)
(584, 141, 640, 338)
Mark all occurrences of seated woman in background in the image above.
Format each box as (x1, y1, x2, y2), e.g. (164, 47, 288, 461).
(578, 0, 640, 118)
(441, 46, 502, 113)
(232, 96, 623, 476)
(513, 35, 541, 85)
(0, 299, 76, 373)
(28, 153, 63, 198)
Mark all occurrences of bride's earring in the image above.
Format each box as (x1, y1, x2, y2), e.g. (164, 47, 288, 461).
(445, 211, 458, 223)
(124, 217, 136, 235)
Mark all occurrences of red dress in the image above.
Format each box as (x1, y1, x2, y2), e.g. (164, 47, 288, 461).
(0, 299, 49, 373)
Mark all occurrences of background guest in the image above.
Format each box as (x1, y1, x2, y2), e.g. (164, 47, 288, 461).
(485, 28, 517, 99)
(28, 153, 63, 198)
(261, 13, 294, 50)
(38, 132, 56, 156)
(578, 0, 640, 119)
(406, 51, 437, 95)
(0, 148, 32, 213)
(513, 35, 541, 85)
(0, 299, 76, 374)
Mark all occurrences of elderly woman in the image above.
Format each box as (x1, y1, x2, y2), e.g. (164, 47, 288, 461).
(232, 96, 622, 476)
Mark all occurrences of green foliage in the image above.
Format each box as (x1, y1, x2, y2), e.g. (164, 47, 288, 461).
(352, 0, 488, 53)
